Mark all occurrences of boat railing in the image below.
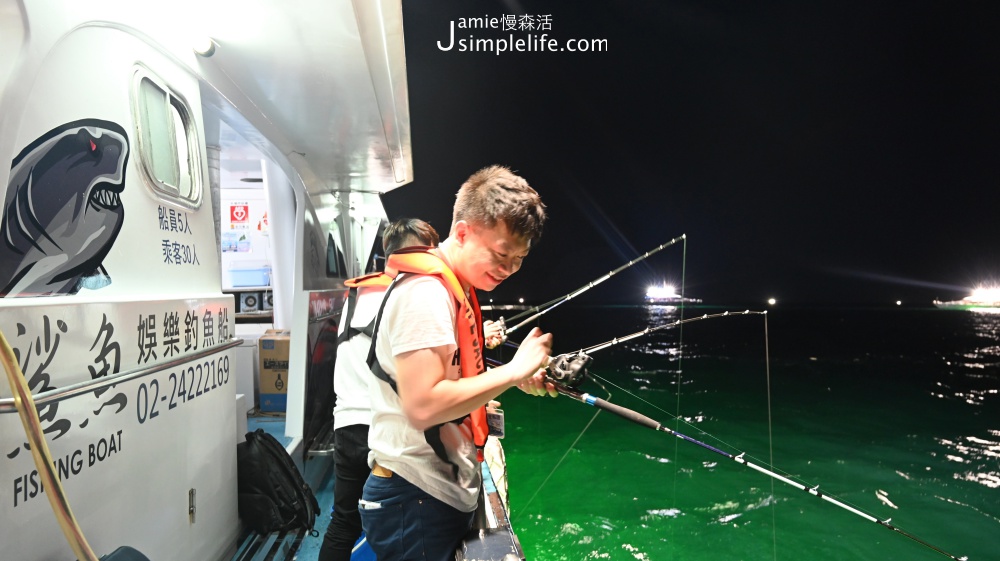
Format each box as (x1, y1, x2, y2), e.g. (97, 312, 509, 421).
(0, 338, 243, 414)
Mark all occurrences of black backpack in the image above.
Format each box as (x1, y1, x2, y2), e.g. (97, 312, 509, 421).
(236, 428, 320, 534)
(100, 546, 151, 560)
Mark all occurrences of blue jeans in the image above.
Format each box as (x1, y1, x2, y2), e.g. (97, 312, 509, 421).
(359, 470, 474, 561)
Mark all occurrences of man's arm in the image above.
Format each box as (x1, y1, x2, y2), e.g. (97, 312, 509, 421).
(395, 327, 552, 430)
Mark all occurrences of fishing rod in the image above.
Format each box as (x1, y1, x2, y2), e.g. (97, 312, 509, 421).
(497, 309, 767, 354)
(530, 352, 968, 561)
(499, 235, 686, 336)
(578, 309, 766, 355)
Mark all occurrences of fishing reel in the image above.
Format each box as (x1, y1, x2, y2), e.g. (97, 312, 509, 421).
(485, 316, 507, 350)
(546, 352, 592, 388)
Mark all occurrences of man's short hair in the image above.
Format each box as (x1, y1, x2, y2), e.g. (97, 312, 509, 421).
(382, 218, 440, 256)
(453, 165, 546, 245)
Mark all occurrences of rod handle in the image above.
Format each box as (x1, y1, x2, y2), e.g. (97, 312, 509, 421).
(582, 394, 662, 430)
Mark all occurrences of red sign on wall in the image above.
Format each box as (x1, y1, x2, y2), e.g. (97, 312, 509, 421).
(230, 204, 249, 224)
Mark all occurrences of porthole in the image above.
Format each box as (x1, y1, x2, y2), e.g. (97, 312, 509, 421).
(131, 67, 202, 208)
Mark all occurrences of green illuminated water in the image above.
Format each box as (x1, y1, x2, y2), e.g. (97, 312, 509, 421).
(493, 305, 1000, 561)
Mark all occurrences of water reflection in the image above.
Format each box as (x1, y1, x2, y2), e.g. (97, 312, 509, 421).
(629, 304, 685, 358)
(924, 311, 1000, 493)
(938, 311, 1000, 406)
(644, 303, 680, 324)
(606, 305, 689, 393)
(964, 312, 1000, 362)
(935, 429, 1000, 489)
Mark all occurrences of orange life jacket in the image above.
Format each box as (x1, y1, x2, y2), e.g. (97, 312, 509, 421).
(338, 272, 393, 344)
(349, 247, 489, 451)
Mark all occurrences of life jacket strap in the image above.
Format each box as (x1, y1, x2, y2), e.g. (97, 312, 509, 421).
(365, 274, 403, 394)
(338, 273, 393, 346)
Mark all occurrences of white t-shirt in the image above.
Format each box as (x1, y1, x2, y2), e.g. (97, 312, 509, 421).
(332, 284, 385, 430)
(367, 275, 481, 512)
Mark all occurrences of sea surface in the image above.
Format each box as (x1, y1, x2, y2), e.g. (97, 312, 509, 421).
(487, 304, 1000, 561)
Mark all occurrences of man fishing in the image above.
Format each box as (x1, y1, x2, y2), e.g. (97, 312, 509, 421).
(359, 165, 557, 561)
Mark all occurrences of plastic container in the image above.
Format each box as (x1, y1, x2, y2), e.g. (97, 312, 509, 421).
(231, 267, 271, 287)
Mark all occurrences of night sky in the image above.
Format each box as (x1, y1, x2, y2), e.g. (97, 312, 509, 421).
(383, 1, 1000, 306)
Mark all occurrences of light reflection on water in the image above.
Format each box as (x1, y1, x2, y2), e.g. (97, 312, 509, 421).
(629, 305, 687, 359)
(936, 429, 1000, 489)
(934, 311, 1000, 492)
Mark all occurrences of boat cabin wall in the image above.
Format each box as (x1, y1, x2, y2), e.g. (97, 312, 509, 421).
(1, 28, 222, 300)
(0, 6, 240, 560)
(0, 1, 412, 556)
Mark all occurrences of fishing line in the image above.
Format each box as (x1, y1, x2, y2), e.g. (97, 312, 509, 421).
(509, 391, 605, 524)
(669, 236, 688, 561)
(484, 355, 609, 524)
(764, 312, 777, 561)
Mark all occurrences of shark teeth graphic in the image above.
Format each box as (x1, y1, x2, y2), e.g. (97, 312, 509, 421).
(89, 186, 122, 210)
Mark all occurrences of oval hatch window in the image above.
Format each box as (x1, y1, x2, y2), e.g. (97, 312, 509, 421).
(131, 68, 202, 208)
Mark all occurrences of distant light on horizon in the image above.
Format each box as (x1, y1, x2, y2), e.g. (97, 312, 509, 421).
(933, 284, 1000, 311)
(970, 286, 1000, 303)
(896, 300, 902, 306)
(646, 284, 679, 299)
(518, 297, 524, 304)
(768, 298, 777, 305)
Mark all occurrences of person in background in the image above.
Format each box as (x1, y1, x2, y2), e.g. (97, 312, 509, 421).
(359, 165, 557, 561)
(318, 218, 439, 561)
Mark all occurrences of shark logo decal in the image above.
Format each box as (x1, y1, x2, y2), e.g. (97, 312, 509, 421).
(1, 119, 129, 297)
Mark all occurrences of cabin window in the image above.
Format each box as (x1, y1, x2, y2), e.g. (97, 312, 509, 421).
(132, 69, 202, 208)
(327, 233, 348, 277)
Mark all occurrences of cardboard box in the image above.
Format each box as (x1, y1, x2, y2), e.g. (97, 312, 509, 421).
(258, 329, 290, 412)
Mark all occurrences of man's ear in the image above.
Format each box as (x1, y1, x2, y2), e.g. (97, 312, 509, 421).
(453, 220, 471, 245)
